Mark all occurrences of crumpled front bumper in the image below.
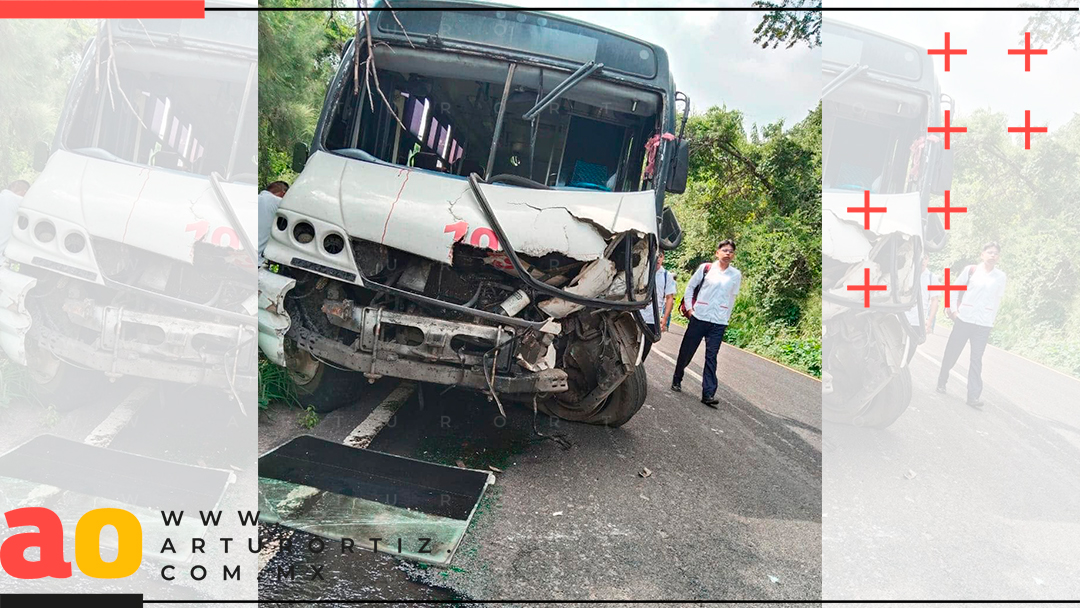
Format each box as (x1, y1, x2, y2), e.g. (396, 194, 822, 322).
(0, 266, 38, 365)
(0, 265, 257, 390)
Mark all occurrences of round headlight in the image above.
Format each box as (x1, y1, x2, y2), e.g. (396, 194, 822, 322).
(276, 215, 288, 231)
(323, 233, 345, 255)
(34, 220, 55, 243)
(65, 232, 86, 253)
(293, 221, 315, 245)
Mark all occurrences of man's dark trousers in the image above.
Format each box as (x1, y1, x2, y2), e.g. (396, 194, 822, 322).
(937, 318, 992, 401)
(642, 322, 658, 361)
(673, 316, 727, 399)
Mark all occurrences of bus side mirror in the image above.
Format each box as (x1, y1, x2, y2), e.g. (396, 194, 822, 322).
(931, 147, 954, 195)
(666, 139, 689, 194)
(292, 142, 309, 174)
(658, 205, 683, 250)
(33, 141, 50, 172)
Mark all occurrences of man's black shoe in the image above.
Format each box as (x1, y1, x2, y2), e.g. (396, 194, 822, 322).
(935, 384, 947, 394)
(702, 396, 720, 408)
(967, 399, 985, 409)
(671, 381, 681, 392)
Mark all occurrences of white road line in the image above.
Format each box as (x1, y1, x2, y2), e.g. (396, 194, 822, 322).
(651, 348, 703, 383)
(18, 384, 155, 508)
(259, 381, 416, 575)
(916, 350, 967, 385)
(85, 384, 156, 447)
(344, 382, 416, 449)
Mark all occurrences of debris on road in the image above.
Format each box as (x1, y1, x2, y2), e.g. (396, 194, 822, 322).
(639, 467, 653, 478)
(904, 469, 918, 480)
(768, 575, 780, 584)
(640, 494, 649, 501)
(489, 465, 504, 473)
(552, 511, 564, 517)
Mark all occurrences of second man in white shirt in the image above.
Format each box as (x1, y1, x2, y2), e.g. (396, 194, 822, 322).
(672, 239, 742, 407)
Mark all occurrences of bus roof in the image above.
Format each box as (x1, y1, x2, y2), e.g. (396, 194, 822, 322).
(823, 19, 940, 96)
(369, 0, 673, 90)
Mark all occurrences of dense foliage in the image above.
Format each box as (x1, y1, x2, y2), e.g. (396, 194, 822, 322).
(667, 105, 823, 377)
(258, 0, 354, 187)
(0, 20, 92, 186)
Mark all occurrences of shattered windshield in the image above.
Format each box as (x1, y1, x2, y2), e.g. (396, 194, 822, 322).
(323, 51, 660, 192)
(61, 47, 257, 182)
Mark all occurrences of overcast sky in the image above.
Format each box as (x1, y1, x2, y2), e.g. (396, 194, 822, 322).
(483, 1, 823, 132)
(827, 0, 1080, 131)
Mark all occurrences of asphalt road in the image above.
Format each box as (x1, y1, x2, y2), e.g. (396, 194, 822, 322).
(823, 326, 1080, 600)
(258, 324, 822, 603)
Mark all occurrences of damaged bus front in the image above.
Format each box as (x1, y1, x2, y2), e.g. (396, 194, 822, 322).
(821, 21, 954, 428)
(0, 15, 258, 409)
(261, 2, 688, 426)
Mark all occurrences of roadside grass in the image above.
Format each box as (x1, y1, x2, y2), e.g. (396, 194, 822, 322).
(259, 355, 300, 411)
(259, 355, 318, 429)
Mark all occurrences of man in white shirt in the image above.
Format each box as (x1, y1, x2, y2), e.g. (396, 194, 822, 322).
(258, 181, 289, 262)
(904, 254, 940, 363)
(672, 239, 742, 408)
(640, 250, 676, 361)
(0, 180, 30, 255)
(936, 242, 1007, 409)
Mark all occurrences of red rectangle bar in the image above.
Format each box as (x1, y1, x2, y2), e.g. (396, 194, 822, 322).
(0, 1, 205, 19)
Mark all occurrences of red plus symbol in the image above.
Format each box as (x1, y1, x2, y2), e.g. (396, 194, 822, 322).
(927, 190, 967, 230)
(848, 267, 887, 308)
(928, 109, 966, 150)
(1008, 110, 1048, 149)
(928, 32, 967, 72)
(848, 190, 887, 230)
(928, 267, 967, 309)
(1008, 32, 1048, 71)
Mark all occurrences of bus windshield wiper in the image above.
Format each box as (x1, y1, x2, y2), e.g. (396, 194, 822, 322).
(823, 63, 869, 99)
(522, 60, 604, 121)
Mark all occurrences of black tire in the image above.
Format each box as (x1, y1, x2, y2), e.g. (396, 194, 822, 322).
(290, 356, 366, 414)
(594, 363, 649, 427)
(31, 360, 107, 412)
(539, 364, 648, 427)
(854, 366, 912, 429)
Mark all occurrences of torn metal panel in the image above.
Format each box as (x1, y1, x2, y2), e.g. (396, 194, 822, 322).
(823, 190, 923, 237)
(276, 151, 658, 267)
(258, 268, 296, 366)
(823, 210, 873, 263)
(0, 268, 38, 365)
(537, 258, 618, 318)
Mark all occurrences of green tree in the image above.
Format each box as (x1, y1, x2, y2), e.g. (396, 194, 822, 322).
(1022, 0, 1079, 50)
(258, 0, 355, 187)
(0, 20, 93, 186)
(752, 0, 822, 50)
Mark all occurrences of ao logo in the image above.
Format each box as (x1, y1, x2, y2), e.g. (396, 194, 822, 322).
(1, 508, 142, 579)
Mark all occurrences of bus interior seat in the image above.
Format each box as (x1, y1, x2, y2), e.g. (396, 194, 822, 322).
(568, 160, 612, 191)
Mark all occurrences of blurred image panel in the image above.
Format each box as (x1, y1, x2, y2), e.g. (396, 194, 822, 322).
(0, 5, 258, 600)
(821, 2, 1080, 600)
